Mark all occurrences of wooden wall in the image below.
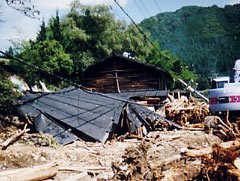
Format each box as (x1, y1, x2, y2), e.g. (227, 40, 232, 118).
(84, 57, 169, 93)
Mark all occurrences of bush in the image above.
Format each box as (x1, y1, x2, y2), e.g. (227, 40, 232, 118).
(0, 69, 18, 114)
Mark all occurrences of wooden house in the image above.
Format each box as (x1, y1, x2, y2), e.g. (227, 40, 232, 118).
(83, 53, 173, 94)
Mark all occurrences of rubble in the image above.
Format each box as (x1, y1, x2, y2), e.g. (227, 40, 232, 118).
(108, 109, 240, 181)
(0, 119, 239, 181)
(109, 130, 221, 181)
(1, 88, 240, 180)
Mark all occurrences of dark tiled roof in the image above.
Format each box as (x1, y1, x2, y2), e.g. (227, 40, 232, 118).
(17, 88, 178, 144)
(18, 88, 125, 143)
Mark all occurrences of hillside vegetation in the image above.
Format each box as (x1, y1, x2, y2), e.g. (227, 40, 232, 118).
(7, 2, 195, 89)
(140, 4, 240, 78)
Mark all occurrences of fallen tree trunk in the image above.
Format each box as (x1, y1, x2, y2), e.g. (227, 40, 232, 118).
(0, 163, 58, 181)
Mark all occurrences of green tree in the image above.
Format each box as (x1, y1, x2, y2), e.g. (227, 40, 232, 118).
(12, 40, 73, 87)
(4, 46, 14, 57)
(36, 19, 47, 42)
(49, 10, 63, 42)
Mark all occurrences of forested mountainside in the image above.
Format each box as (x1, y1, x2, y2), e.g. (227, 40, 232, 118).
(140, 4, 240, 78)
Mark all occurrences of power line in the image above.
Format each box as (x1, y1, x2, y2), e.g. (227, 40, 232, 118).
(103, 0, 149, 44)
(112, 0, 160, 51)
(134, 0, 148, 19)
(139, 0, 151, 17)
(103, 0, 126, 21)
(153, 0, 161, 13)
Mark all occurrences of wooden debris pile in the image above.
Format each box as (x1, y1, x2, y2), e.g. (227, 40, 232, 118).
(110, 136, 240, 181)
(163, 94, 209, 126)
(181, 112, 240, 180)
(110, 132, 207, 181)
(1, 124, 29, 150)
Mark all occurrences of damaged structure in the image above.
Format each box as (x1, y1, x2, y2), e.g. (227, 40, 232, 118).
(83, 53, 172, 93)
(17, 54, 175, 145)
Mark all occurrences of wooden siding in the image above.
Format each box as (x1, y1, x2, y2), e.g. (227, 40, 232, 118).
(84, 56, 169, 93)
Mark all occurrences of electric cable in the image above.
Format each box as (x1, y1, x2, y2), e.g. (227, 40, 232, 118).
(134, 0, 148, 19)
(153, 0, 161, 12)
(139, 0, 151, 17)
(112, 0, 160, 51)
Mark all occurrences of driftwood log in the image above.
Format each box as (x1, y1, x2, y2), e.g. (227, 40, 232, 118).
(0, 163, 58, 181)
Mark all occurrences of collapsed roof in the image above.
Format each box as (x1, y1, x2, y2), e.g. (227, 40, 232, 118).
(17, 87, 179, 145)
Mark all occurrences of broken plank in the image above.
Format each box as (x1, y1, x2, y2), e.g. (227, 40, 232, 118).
(58, 166, 106, 172)
(2, 124, 29, 150)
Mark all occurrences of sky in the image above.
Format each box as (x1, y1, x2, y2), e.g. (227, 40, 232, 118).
(0, 0, 239, 51)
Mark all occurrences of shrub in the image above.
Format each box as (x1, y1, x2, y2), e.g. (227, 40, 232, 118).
(0, 68, 18, 114)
